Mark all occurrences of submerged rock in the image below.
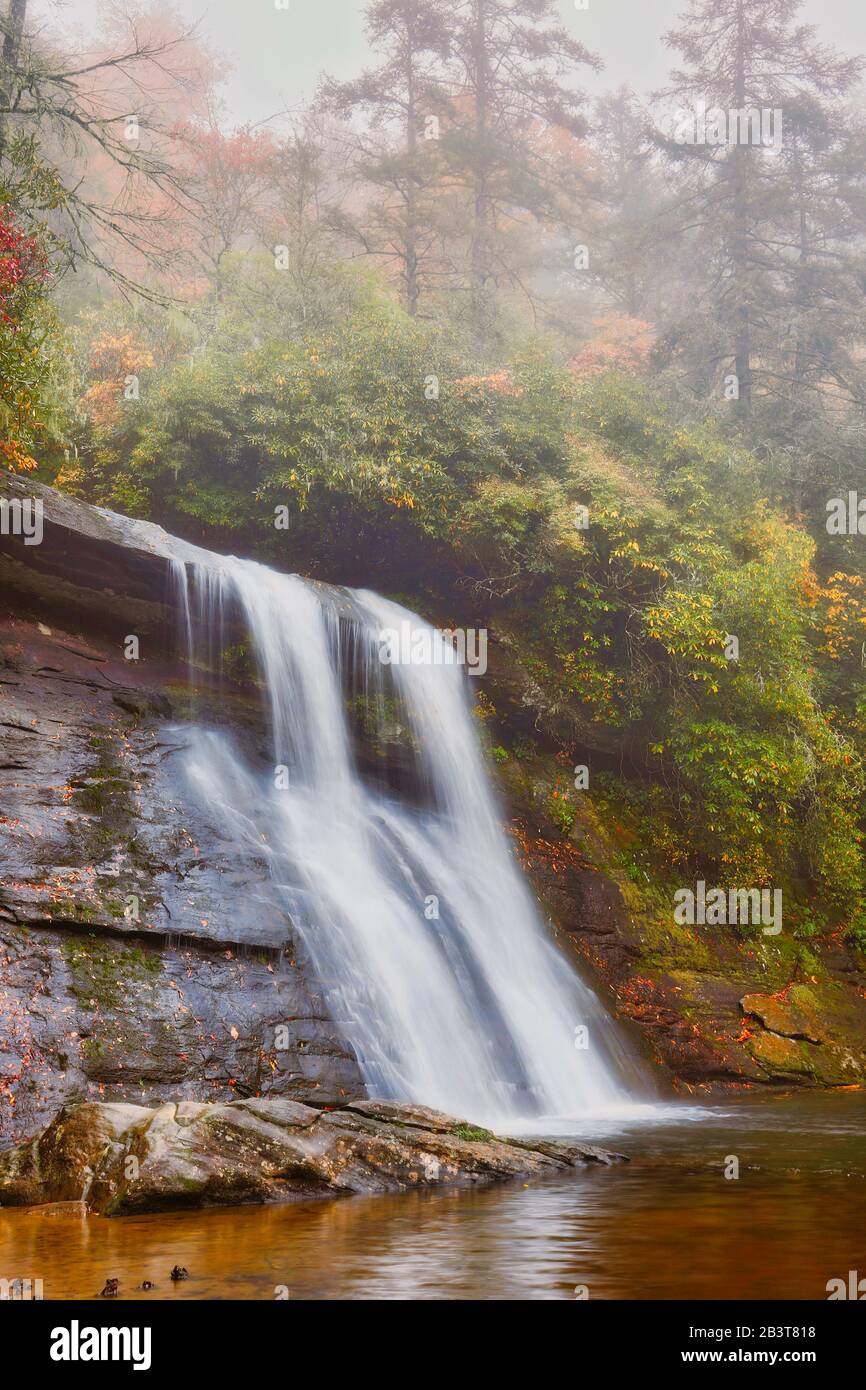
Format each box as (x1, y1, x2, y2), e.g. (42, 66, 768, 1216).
(25, 1200, 89, 1219)
(0, 1097, 627, 1214)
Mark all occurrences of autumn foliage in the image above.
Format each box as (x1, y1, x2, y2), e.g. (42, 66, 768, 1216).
(0, 208, 51, 472)
(80, 332, 155, 433)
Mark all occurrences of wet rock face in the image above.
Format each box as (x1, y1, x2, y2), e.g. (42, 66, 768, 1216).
(0, 608, 364, 1147)
(0, 1097, 627, 1214)
(516, 833, 866, 1090)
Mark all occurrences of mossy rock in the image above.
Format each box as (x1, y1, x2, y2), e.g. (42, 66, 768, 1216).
(740, 991, 826, 1044)
(747, 1030, 816, 1080)
(61, 935, 162, 1011)
(450, 1123, 495, 1142)
(635, 913, 716, 972)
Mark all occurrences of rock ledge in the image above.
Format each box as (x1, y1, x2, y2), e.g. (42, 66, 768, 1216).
(0, 1097, 626, 1214)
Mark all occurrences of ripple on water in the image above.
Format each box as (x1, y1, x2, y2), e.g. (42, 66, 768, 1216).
(1, 1091, 863, 1300)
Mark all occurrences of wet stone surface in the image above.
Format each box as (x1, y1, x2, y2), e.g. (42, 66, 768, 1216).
(0, 609, 364, 1146)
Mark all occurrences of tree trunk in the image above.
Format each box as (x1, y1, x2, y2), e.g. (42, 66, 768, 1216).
(791, 137, 810, 396)
(0, 0, 28, 161)
(469, 0, 492, 318)
(404, 35, 420, 317)
(730, 0, 752, 417)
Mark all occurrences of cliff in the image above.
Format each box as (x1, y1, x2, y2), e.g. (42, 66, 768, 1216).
(0, 472, 362, 1146)
(2, 472, 865, 1157)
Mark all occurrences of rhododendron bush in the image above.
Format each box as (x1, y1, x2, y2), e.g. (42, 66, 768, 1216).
(0, 206, 54, 471)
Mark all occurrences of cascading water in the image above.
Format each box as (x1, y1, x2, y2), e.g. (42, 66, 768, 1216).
(172, 553, 641, 1129)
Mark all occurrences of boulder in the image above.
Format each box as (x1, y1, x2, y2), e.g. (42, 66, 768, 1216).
(740, 990, 827, 1044)
(0, 1097, 627, 1214)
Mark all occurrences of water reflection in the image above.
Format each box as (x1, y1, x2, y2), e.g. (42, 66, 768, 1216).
(1, 1093, 863, 1300)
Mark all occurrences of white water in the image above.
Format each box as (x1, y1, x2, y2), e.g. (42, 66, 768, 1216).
(173, 555, 642, 1129)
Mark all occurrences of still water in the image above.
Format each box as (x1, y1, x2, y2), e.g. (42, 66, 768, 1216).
(1, 1093, 863, 1300)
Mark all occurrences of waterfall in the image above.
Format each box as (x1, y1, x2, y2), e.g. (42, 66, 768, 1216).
(172, 554, 639, 1129)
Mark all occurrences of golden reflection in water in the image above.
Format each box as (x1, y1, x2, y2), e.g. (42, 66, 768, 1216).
(1, 1095, 864, 1300)
(0, 1170, 862, 1301)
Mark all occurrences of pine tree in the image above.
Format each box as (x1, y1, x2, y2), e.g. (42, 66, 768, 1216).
(319, 0, 451, 316)
(588, 87, 669, 321)
(444, 0, 599, 340)
(657, 0, 865, 418)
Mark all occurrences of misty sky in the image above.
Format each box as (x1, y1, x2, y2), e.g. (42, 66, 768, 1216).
(34, 0, 866, 128)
